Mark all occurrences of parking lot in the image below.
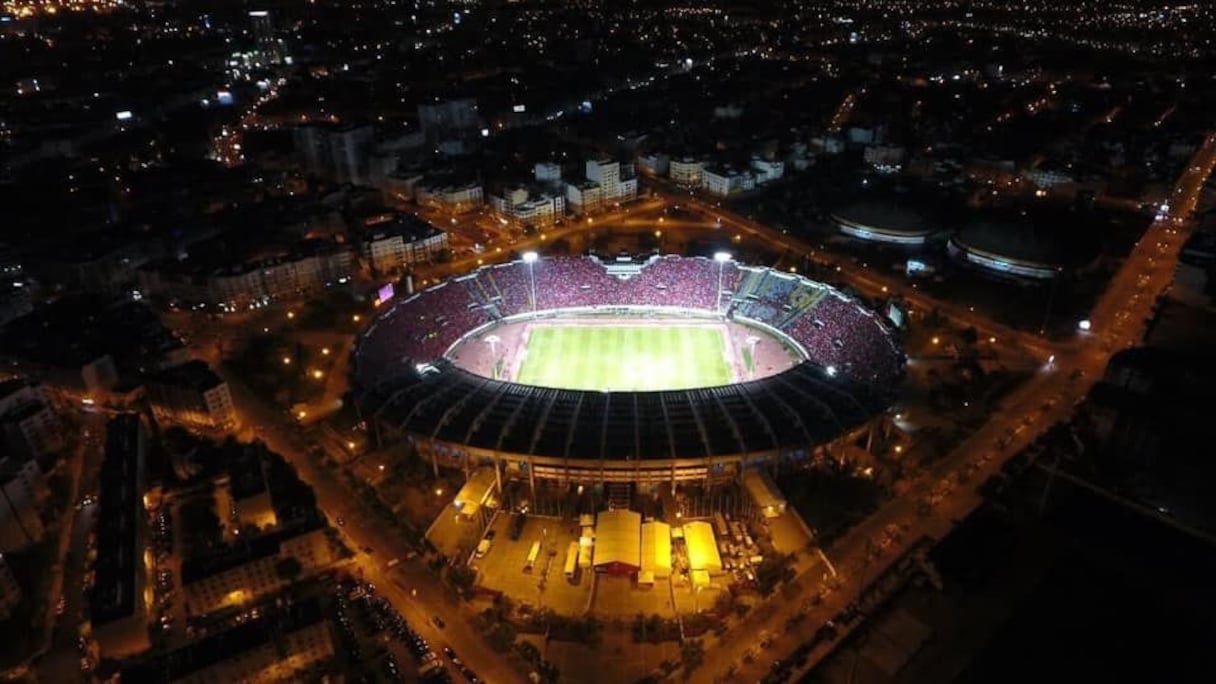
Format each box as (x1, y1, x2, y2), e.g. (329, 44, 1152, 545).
(473, 515, 592, 615)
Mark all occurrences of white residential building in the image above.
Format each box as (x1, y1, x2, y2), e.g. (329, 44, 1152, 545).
(360, 214, 450, 274)
(669, 158, 704, 186)
(638, 153, 670, 177)
(489, 187, 565, 228)
(534, 162, 562, 186)
(417, 182, 483, 213)
(864, 144, 905, 172)
(701, 166, 756, 197)
(0, 459, 45, 553)
(750, 157, 785, 184)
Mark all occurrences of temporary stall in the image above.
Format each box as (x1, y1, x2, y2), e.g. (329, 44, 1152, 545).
(593, 509, 641, 575)
(640, 521, 672, 579)
(683, 521, 723, 574)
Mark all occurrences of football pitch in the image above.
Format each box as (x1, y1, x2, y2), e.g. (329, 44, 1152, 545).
(514, 324, 735, 391)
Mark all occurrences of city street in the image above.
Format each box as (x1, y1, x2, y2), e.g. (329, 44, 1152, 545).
(213, 364, 524, 684)
(34, 412, 107, 683)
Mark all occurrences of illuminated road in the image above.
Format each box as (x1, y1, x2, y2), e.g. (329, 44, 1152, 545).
(648, 181, 1055, 361)
(692, 131, 1216, 683)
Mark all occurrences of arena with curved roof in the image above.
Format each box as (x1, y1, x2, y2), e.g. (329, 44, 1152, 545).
(831, 200, 938, 246)
(353, 254, 905, 486)
(948, 217, 1098, 281)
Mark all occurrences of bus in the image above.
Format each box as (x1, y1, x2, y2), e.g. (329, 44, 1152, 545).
(712, 512, 729, 538)
(563, 542, 580, 580)
(524, 541, 541, 572)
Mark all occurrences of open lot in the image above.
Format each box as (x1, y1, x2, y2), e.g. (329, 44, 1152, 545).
(475, 515, 593, 616)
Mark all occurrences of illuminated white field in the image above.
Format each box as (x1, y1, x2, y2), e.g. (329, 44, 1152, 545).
(514, 324, 735, 391)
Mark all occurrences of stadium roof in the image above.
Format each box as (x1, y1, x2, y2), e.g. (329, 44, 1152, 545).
(594, 509, 641, 570)
(364, 361, 888, 460)
(683, 521, 722, 574)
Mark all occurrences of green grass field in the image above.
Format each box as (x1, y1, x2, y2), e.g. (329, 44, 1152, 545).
(515, 325, 734, 391)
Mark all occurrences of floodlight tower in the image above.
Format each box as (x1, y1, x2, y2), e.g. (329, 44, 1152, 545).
(745, 335, 760, 379)
(522, 251, 539, 313)
(484, 334, 501, 377)
(713, 251, 732, 313)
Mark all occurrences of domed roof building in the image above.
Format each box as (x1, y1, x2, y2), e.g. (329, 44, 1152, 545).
(948, 215, 1098, 281)
(831, 200, 938, 246)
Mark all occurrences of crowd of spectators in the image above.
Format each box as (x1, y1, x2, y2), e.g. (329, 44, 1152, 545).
(354, 255, 903, 388)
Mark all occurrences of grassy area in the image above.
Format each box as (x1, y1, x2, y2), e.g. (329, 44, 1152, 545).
(515, 325, 733, 391)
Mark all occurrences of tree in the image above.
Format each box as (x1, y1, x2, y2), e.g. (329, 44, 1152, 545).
(680, 638, 705, 675)
(486, 622, 516, 652)
(275, 556, 304, 582)
(448, 565, 477, 593)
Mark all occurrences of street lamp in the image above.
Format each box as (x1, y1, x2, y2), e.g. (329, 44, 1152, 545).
(713, 251, 732, 313)
(522, 251, 539, 312)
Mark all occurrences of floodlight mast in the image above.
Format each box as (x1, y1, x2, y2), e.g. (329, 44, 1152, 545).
(522, 251, 539, 312)
(713, 251, 732, 313)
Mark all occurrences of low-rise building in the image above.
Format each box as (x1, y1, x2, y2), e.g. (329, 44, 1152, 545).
(488, 187, 566, 228)
(669, 157, 704, 186)
(638, 153, 671, 177)
(360, 213, 450, 275)
(181, 525, 334, 614)
(0, 380, 62, 460)
(750, 157, 785, 184)
(563, 157, 637, 215)
(565, 181, 604, 215)
(702, 166, 756, 197)
(0, 453, 45, 553)
(534, 161, 562, 186)
(89, 413, 149, 658)
(120, 597, 334, 683)
(146, 361, 236, 432)
(216, 443, 277, 539)
(864, 144, 905, 173)
(417, 181, 483, 213)
(138, 239, 354, 312)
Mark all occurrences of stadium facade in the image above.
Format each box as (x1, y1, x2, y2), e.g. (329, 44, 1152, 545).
(353, 255, 904, 490)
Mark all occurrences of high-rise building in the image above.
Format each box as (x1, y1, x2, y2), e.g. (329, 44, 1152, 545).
(293, 124, 375, 185)
(248, 10, 284, 65)
(417, 98, 480, 143)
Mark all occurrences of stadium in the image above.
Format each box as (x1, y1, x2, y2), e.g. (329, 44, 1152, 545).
(353, 254, 905, 489)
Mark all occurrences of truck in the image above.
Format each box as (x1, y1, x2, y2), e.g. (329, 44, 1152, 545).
(524, 541, 541, 572)
(563, 541, 579, 580)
